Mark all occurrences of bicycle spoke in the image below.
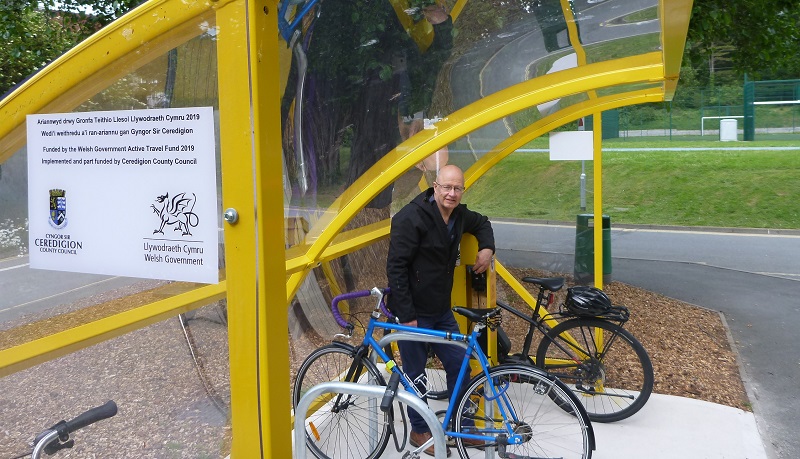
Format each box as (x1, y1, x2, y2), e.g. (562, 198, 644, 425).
(293, 345, 390, 459)
(537, 319, 653, 423)
(454, 366, 592, 459)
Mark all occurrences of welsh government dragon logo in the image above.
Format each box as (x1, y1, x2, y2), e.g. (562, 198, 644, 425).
(49, 189, 67, 229)
(151, 192, 199, 236)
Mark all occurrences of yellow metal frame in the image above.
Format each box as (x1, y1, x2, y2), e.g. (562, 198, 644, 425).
(0, 0, 693, 456)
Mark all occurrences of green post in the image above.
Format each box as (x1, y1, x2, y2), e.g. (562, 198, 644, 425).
(574, 214, 612, 285)
(743, 76, 755, 141)
(584, 111, 619, 139)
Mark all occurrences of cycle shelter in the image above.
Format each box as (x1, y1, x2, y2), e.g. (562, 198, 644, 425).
(0, 0, 692, 457)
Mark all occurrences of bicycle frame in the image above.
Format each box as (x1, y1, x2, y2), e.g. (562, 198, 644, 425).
(493, 269, 652, 415)
(333, 288, 532, 446)
(495, 263, 600, 364)
(278, 0, 319, 43)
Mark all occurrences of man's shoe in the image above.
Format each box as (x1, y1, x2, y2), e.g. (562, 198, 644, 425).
(460, 437, 486, 449)
(410, 430, 451, 457)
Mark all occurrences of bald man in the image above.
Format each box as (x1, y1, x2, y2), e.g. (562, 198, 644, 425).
(387, 164, 494, 456)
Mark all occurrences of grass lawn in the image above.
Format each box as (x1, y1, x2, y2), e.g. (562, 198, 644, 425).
(465, 138, 800, 229)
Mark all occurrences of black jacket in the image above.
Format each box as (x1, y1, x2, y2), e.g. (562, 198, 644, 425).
(386, 188, 495, 323)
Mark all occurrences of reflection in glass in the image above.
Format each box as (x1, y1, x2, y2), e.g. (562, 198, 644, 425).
(278, 0, 661, 236)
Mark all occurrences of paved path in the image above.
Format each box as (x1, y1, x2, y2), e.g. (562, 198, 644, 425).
(310, 392, 766, 459)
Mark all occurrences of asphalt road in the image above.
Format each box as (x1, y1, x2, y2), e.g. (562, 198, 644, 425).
(450, 0, 661, 150)
(0, 256, 138, 323)
(493, 219, 800, 459)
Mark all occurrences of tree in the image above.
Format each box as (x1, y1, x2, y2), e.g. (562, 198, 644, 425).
(0, 0, 144, 96)
(39, 0, 144, 27)
(1, 4, 77, 95)
(686, 0, 800, 82)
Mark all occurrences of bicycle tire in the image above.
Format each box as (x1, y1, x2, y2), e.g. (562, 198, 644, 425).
(452, 364, 593, 459)
(535, 318, 654, 423)
(425, 345, 449, 400)
(292, 344, 390, 459)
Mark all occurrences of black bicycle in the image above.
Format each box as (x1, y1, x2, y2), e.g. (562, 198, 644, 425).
(496, 276, 653, 423)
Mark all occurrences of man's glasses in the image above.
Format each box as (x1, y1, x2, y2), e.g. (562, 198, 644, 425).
(435, 182, 465, 194)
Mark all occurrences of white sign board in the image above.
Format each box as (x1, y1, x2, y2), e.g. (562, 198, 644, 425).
(549, 131, 594, 161)
(27, 107, 219, 284)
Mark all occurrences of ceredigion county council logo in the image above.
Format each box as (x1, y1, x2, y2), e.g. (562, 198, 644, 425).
(151, 192, 199, 236)
(49, 189, 68, 229)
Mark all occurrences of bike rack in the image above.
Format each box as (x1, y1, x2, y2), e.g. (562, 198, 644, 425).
(294, 381, 447, 459)
(373, 331, 471, 366)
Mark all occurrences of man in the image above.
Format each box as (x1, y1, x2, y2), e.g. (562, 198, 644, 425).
(386, 164, 494, 456)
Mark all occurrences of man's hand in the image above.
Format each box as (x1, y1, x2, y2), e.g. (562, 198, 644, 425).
(423, 4, 448, 24)
(471, 248, 494, 274)
(401, 319, 418, 327)
(398, 115, 423, 141)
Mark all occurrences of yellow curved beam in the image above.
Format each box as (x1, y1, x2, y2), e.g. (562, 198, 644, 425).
(0, 281, 225, 377)
(560, 0, 588, 67)
(661, 0, 693, 99)
(0, 0, 232, 162)
(293, 52, 663, 269)
(468, 87, 665, 182)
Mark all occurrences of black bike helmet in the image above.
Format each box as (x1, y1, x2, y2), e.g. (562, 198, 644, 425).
(565, 286, 613, 317)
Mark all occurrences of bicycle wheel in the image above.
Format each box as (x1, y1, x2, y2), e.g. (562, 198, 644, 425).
(292, 344, 390, 459)
(452, 365, 593, 459)
(535, 318, 654, 423)
(425, 345, 449, 400)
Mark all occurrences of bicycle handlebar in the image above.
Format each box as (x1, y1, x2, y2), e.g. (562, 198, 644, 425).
(62, 400, 117, 433)
(32, 401, 117, 457)
(330, 287, 393, 330)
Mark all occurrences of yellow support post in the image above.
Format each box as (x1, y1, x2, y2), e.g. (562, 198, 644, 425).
(457, 235, 497, 367)
(592, 113, 604, 290)
(217, 0, 289, 457)
(592, 114, 605, 354)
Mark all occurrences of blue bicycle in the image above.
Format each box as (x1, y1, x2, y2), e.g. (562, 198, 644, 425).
(293, 288, 594, 459)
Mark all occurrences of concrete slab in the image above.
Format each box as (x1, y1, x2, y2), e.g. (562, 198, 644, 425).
(294, 393, 768, 459)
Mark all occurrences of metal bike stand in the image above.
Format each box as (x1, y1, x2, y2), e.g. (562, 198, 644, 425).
(294, 381, 448, 459)
(373, 332, 471, 365)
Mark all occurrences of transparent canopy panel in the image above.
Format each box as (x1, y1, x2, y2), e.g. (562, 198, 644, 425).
(279, 0, 665, 354)
(0, 300, 231, 458)
(0, 19, 230, 458)
(279, 0, 661, 247)
(0, 29, 222, 330)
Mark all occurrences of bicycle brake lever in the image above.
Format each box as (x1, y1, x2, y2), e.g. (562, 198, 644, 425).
(44, 438, 74, 455)
(333, 323, 355, 339)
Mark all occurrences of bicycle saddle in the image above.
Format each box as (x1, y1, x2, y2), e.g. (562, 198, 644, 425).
(521, 276, 565, 292)
(452, 306, 499, 323)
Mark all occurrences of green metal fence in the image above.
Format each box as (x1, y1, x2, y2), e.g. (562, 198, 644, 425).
(604, 82, 800, 141)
